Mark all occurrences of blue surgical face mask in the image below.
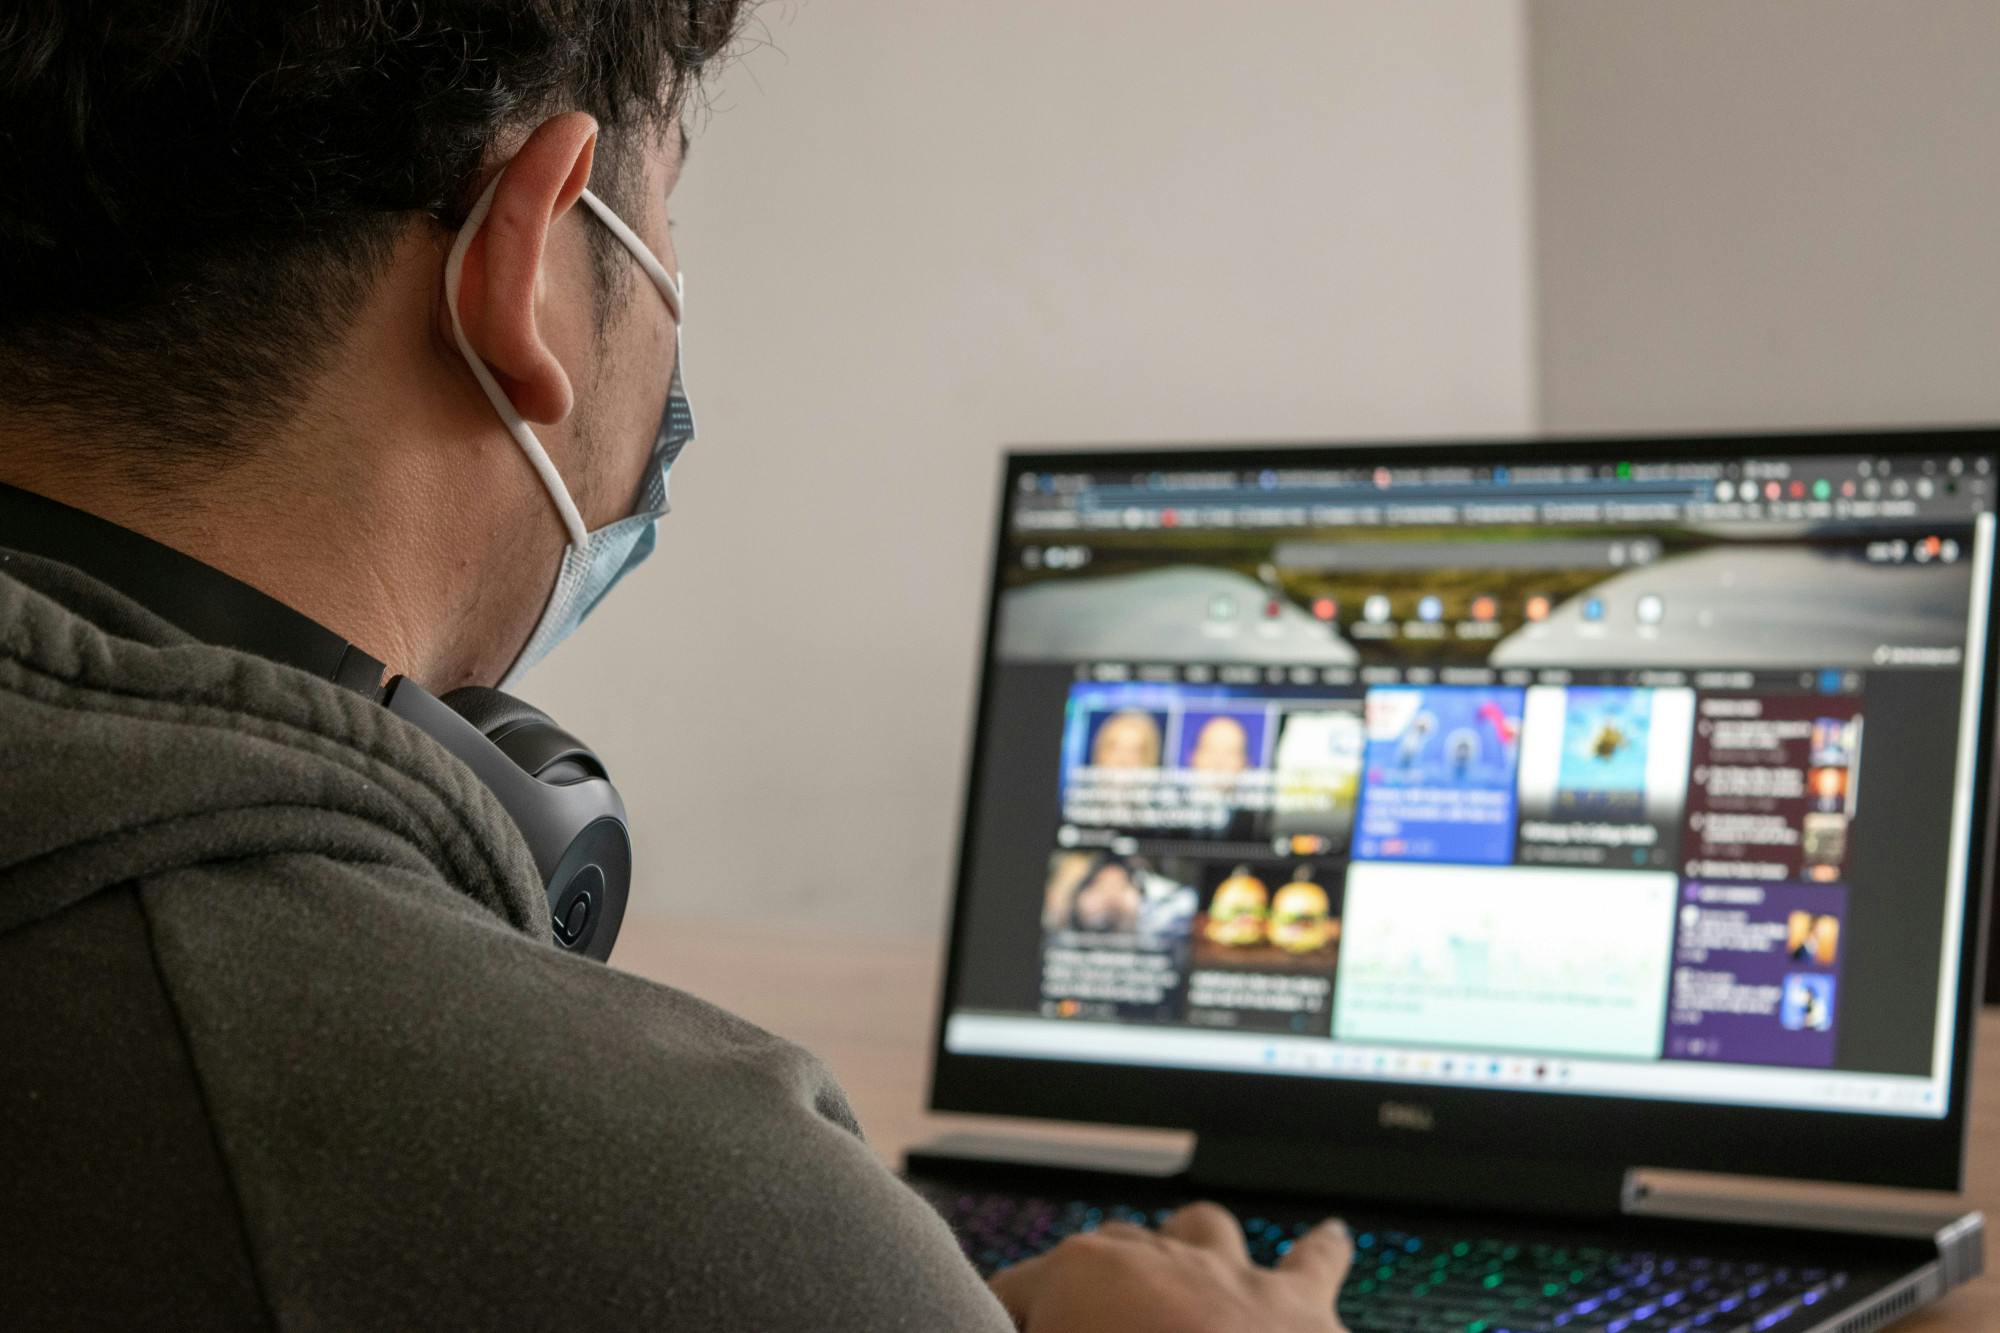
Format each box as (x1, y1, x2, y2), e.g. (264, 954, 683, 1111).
(443, 170, 694, 687)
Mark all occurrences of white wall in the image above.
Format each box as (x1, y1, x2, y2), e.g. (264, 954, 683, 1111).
(1530, 0, 2000, 433)
(523, 1, 1537, 934)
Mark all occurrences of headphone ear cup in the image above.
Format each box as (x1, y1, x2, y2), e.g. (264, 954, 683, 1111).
(441, 686, 607, 784)
(384, 679, 631, 960)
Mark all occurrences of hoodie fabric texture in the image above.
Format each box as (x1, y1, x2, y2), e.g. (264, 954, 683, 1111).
(0, 544, 1010, 1331)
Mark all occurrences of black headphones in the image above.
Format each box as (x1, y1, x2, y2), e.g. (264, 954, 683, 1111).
(383, 680, 628, 959)
(0, 483, 631, 961)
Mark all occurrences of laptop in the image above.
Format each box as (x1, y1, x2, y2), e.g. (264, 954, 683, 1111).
(905, 427, 1996, 1332)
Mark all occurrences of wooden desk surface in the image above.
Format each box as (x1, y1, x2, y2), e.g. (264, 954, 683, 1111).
(615, 919, 1994, 1330)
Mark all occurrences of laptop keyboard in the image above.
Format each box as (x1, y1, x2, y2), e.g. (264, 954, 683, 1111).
(920, 1187, 1853, 1332)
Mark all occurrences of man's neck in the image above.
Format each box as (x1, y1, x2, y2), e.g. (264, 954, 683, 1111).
(0, 480, 391, 693)
(0, 432, 440, 684)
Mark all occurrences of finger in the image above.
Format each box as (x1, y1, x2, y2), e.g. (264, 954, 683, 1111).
(1158, 1201, 1251, 1264)
(1276, 1218, 1354, 1301)
(987, 1250, 1053, 1327)
(1092, 1219, 1160, 1246)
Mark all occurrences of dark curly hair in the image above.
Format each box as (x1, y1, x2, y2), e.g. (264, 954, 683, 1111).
(0, 1, 746, 469)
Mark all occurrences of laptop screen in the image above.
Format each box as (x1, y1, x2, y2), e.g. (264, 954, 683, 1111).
(939, 438, 1996, 1122)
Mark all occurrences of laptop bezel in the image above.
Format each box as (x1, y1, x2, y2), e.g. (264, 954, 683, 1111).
(928, 424, 2000, 1193)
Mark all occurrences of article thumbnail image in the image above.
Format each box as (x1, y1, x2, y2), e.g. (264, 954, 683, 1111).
(1057, 682, 1360, 848)
(1180, 710, 1267, 774)
(1037, 850, 1197, 1024)
(1354, 685, 1525, 865)
(1779, 974, 1837, 1034)
(1192, 863, 1340, 964)
(1269, 708, 1365, 848)
(1060, 683, 1262, 828)
(1084, 707, 1170, 770)
(1062, 684, 1274, 780)
(1187, 861, 1342, 1035)
(1785, 910, 1841, 966)
(1515, 685, 1695, 870)
(1040, 849, 1198, 939)
(1555, 687, 1654, 813)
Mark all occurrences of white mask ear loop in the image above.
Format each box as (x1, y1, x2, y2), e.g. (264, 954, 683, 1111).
(444, 172, 590, 548)
(577, 188, 683, 321)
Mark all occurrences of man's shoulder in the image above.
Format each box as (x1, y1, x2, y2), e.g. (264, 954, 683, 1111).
(143, 850, 838, 1130)
(137, 854, 1008, 1330)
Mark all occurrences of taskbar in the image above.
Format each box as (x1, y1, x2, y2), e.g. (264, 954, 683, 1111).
(942, 1013, 1947, 1120)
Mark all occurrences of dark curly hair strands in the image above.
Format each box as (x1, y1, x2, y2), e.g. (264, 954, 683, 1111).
(0, 0, 746, 469)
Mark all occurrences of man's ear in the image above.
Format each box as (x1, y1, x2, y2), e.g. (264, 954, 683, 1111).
(450, 112, 599, 425)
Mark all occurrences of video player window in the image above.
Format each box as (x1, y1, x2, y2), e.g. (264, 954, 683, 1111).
(944, 447, 1996, 1119)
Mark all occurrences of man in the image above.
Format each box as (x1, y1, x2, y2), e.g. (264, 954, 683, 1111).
(0, 4, 1351, 1328)
(1189, 714, 1254, 773)
(1091, 707, 1167, 769)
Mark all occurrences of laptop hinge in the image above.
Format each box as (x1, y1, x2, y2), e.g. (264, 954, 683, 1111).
(1185, 1134, 1633, 1221)
(906, 1131, 1190, 1182)
(1625, 1169, 1986, 1244)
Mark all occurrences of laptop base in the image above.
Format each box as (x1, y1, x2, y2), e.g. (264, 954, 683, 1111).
(906, 1135, 1983, 1333)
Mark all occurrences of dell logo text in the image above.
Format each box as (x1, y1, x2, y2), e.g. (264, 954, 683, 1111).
(1378, 1101, 1436, 1132)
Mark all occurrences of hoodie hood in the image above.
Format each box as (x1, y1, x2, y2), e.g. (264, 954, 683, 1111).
(0, 546, 545, 942)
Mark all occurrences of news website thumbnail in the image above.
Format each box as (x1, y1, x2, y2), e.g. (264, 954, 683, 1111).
(944, 449, 1995, 1118)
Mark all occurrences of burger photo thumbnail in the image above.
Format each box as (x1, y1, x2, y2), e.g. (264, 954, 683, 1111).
(1268, 872, 1336, 954)
(1203, 868, 1269, 947)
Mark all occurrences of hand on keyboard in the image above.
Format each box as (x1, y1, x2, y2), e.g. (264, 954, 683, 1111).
(988, 1200, 1351, 1332)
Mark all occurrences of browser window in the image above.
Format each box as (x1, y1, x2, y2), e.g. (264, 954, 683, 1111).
(943, 448, 1995, 1118)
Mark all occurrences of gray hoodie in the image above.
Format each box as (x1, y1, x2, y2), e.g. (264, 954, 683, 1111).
(0, 543, 1011, 1331)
